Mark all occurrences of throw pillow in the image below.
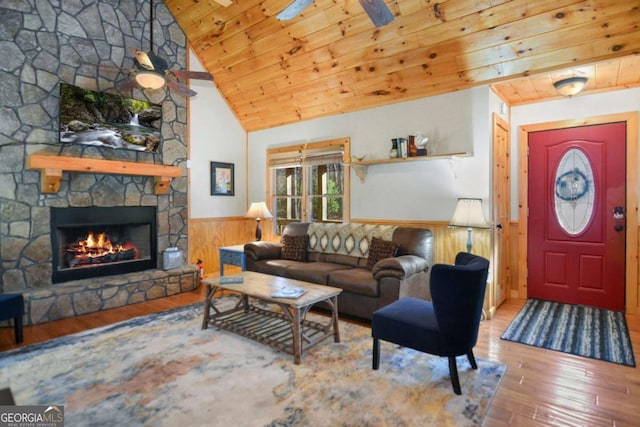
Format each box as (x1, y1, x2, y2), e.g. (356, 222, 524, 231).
(281, 235, 309, 261)
(367, 237, 399, 270)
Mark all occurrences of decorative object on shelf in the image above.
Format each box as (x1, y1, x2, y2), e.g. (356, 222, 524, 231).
(553, 76, 588, 97)
(408, 135, 418, 157)
(398, 137, 408, 158)
(415, 134, 429, 156)
(449, 198, 490, 252)
(210, 161, 235, 196)
(389, 139, 398, 158)
(351, 155, 365, 162)
(163, 246, 184, 270)
(246, 201, 273, 241)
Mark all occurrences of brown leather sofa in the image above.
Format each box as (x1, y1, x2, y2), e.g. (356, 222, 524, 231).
(244, 222, 434, 320)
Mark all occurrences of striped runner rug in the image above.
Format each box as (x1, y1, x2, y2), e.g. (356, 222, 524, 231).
(500, 299, 635, 367)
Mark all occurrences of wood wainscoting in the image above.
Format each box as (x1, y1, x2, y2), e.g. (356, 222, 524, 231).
(189, 217, 492, 275)
(189, 217, 496, 310)
(350, 219, 492, 265)
(189, 216, 276, 277)
(189, 216, 640, 314)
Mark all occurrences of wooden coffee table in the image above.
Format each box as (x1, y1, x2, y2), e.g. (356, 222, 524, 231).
(201, 271, 342, 364)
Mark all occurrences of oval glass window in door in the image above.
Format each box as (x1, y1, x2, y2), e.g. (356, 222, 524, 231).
(554, 148, 594, 235)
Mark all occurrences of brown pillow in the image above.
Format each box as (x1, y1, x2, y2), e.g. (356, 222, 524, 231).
(281, 235, 309, 261)
(367, 237, 399, 270)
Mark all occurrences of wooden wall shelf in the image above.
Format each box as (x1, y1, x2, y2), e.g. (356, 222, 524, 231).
(26, 154, 182, 195)
(349, 152, 470, 182)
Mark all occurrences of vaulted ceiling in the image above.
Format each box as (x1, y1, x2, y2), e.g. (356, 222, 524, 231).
(164, 0, 640, 131)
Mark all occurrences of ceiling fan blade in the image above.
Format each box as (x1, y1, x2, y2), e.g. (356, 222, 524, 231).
(276, 0, 314, 20)
(146, 51, 169, 73)
(82, 61, 127, 72)
(165, 79, 198, 97)
(169, 70, 213, 81)
(358, 0, 394, 27)
(132, 48, 155, 70)
(117, 79, 140, 91)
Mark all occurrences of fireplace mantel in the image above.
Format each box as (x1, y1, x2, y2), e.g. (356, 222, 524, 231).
(27, 154, 182, 195)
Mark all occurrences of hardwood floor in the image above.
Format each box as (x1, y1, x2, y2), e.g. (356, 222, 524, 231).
(1, 286, 639, 426)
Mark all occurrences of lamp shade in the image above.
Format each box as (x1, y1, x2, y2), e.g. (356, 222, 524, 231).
(245, 202, 273, 220)
(449, 198, 489, 229)
(134, 71, 166, 89)
(553, 76, 587, 97)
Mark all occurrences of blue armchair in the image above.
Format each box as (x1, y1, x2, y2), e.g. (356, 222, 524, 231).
(371, 252, 490, 394)
(0, 294, 24, 344)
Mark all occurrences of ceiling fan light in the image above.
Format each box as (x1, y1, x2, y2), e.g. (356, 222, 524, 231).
(553, 76, 587, 97)
(135, 71, 166, 89)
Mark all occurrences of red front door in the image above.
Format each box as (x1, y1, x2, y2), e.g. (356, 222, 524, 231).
(527, 122, 626, 311)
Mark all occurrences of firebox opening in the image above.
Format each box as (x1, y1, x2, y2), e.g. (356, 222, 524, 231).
(58, 225, 150, 270)
(51, 206, 157, 283)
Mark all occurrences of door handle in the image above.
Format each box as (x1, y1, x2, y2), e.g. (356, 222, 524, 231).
(613, 206, 624, 220)
(496, 223, 503, 229)
(613, 206, 625, 232)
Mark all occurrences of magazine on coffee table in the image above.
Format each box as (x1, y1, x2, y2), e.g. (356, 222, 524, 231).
(270, 286, 307, 299)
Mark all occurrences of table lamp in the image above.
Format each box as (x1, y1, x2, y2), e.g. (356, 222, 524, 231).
(246, 201, 273, 241)
(449, 198, 490, 252)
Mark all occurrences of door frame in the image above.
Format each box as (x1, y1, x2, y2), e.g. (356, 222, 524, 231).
(517, 112, 639, 314)
(490, 113, 510, 318)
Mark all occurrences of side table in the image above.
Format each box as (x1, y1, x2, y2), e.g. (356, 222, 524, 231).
(219, 244, 246, 276)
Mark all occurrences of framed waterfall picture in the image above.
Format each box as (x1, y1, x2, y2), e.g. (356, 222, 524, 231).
(210, 161, 234, 196)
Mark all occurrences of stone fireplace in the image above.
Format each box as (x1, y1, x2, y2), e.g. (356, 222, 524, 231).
(0, 1, 198, 325)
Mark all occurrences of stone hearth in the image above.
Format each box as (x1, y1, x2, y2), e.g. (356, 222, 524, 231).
(22, 266, 198, 325)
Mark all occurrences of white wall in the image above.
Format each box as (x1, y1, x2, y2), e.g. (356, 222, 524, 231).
(510, 87, 640, 220)
(185, 59, 640, 237)
(188, 50, 246, 218)
(248, 86, 498, 221)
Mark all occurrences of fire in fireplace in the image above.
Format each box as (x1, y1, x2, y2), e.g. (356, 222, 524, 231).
(65, 231, 138, 268)
(50, 206, 157, 283)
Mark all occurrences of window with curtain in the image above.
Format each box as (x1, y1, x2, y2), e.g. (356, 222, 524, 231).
(268, 138, 350, 235)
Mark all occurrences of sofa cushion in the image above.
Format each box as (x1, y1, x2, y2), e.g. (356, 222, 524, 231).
(252, 259, 302, 277)
(282, 262, 351, 285)
(244, 242, 281, 261)
(367, 237, 399, 270)
(281, 235, 309, 261)
(393, 227, 434, 261)
(282, 222, 310, 236)
(327, 268, 379, 297)
(311, 252, 361, 267)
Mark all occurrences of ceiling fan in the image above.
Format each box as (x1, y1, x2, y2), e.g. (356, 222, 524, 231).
(277, 0, 394, 27)
(117, 0, 214, 97)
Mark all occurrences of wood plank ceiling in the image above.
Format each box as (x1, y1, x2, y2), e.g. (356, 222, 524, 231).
(165, 0, 640, 131)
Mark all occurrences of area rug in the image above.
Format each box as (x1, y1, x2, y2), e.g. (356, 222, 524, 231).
(0, 298, 506, 426)
(501, 299, 635, 367)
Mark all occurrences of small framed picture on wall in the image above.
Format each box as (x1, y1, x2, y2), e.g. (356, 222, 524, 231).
(210, 161, 234, 196)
